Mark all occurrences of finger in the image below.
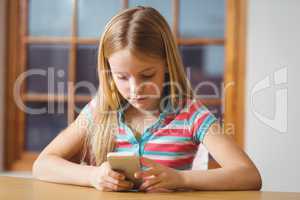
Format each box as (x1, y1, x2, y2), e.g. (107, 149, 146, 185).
(107, 169, 125, 180)
(146, 180, 168, 192)
(135, 167, 161, 178)
(118, 180, 134, 189)
(91, 178, 113, 191)
(102, 179, 132, 192)
(101, 181, 117, 191)
(139, 176, 162, 191)
(146, 183, 163, 192)
(104, 176, 133, 189)
(141, 157, 160, 168)
(142, 175, 156, 180)
(145, 172, 169, 191)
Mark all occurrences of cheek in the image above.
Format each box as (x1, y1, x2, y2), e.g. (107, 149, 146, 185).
(114, 80, 129, 96)
(145, 76, 165, 95)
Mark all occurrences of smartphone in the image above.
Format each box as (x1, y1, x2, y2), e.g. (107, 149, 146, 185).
(107, 152, 142, 189)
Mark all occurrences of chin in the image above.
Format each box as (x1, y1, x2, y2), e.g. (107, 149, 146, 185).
(136, 103, 160, 113)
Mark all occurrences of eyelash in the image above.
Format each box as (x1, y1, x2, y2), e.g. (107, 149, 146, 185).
(142, 74, 155, 79)
(117, 74, 155, 80)
(117, 76, 129, 80)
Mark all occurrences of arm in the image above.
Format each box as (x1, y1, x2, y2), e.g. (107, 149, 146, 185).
(32, 114, 133, 191)
(135, 122, 262, 191)
(180, 122, 262, 191)
(32, 114, 95, 186)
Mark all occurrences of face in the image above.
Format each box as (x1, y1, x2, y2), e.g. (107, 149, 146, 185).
(108, 48, 166, 113)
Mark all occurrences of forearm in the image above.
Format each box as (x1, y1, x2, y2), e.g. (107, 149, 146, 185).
(32, 155, 95, 187)
(180, 167, 262, 191)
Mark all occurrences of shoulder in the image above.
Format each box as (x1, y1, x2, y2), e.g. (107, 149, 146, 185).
(81, 96, 97, 116)
(177, 98, 208, 119)
(75, 95, 98, 126)
(181, 98, 218, 143)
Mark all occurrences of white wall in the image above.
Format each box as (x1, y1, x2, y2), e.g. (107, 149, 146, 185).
(245, 0, 300, 192)
(0, 0, 6, 171)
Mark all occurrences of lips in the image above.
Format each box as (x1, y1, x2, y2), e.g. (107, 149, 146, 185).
(130, 96, 148, 101)
(131, 97, 147, 100)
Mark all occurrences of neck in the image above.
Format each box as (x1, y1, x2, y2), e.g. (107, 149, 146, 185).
(127, 105, 160, 118)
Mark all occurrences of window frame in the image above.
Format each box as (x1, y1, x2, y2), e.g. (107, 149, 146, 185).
(4, 0, 247, 170)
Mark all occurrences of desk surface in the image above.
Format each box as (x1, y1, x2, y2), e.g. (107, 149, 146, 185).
(0, 176, 299, 200)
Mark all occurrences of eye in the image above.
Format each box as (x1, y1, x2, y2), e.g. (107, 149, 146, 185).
(141, 73, 155, 79)
(116, 75, 128, 80)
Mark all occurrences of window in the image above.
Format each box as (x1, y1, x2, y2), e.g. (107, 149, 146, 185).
(5, 0, 246, 170)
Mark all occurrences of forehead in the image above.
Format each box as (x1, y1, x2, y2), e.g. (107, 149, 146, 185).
(108, 49, 164, 73)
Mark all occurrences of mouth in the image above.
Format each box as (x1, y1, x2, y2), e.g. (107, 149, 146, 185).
(130, 96, 148, 101)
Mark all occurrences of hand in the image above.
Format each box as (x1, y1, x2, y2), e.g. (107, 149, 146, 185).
(134, 157, 185, 192)
(89, 161, 134, 192)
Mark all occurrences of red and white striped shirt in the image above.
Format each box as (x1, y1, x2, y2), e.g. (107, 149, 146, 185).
(81, 97, 217, 170)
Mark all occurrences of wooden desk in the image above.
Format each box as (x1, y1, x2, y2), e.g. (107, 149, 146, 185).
(0, 176, 299, 200)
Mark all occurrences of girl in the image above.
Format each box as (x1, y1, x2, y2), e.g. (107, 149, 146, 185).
(33, 6, 262, 192)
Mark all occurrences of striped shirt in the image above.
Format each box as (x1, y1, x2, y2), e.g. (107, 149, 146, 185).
(81, 97, 217, 170)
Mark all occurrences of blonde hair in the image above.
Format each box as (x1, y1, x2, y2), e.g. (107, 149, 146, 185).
(82, 6, 194, 166)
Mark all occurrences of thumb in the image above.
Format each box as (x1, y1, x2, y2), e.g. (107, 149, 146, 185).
(141, 157, 160, 168)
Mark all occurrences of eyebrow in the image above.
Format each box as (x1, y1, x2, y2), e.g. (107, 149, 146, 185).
(140, 66, 156, 73)
(112, 66, 156, 74)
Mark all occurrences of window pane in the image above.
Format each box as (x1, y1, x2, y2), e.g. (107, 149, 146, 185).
(29, 0, 73, 37)
(26, 44, 69, 94)
(76, 45, 99, 95)
(128, 0, 172, 27)
(180, 45, 224, 97)
(74, 102, 87, 118)
(179, 0, 225, 38)
(206, 104, 223, 122)
(78, 0, 122, 37)
(25, 102, 68, 152)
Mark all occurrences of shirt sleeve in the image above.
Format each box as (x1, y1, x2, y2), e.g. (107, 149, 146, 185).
(73, 96, 98, 166)
(188, 99, 218, 144)
(74, 96, 97, 128)
(80, 96, 97, 121)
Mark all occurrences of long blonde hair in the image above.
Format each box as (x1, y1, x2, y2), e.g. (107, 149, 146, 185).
(82, 6, 194, 166)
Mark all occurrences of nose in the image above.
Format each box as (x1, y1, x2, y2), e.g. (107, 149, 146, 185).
(129, 78, 143, 97)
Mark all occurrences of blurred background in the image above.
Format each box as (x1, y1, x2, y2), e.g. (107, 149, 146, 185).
(0, 0, 299, 192)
